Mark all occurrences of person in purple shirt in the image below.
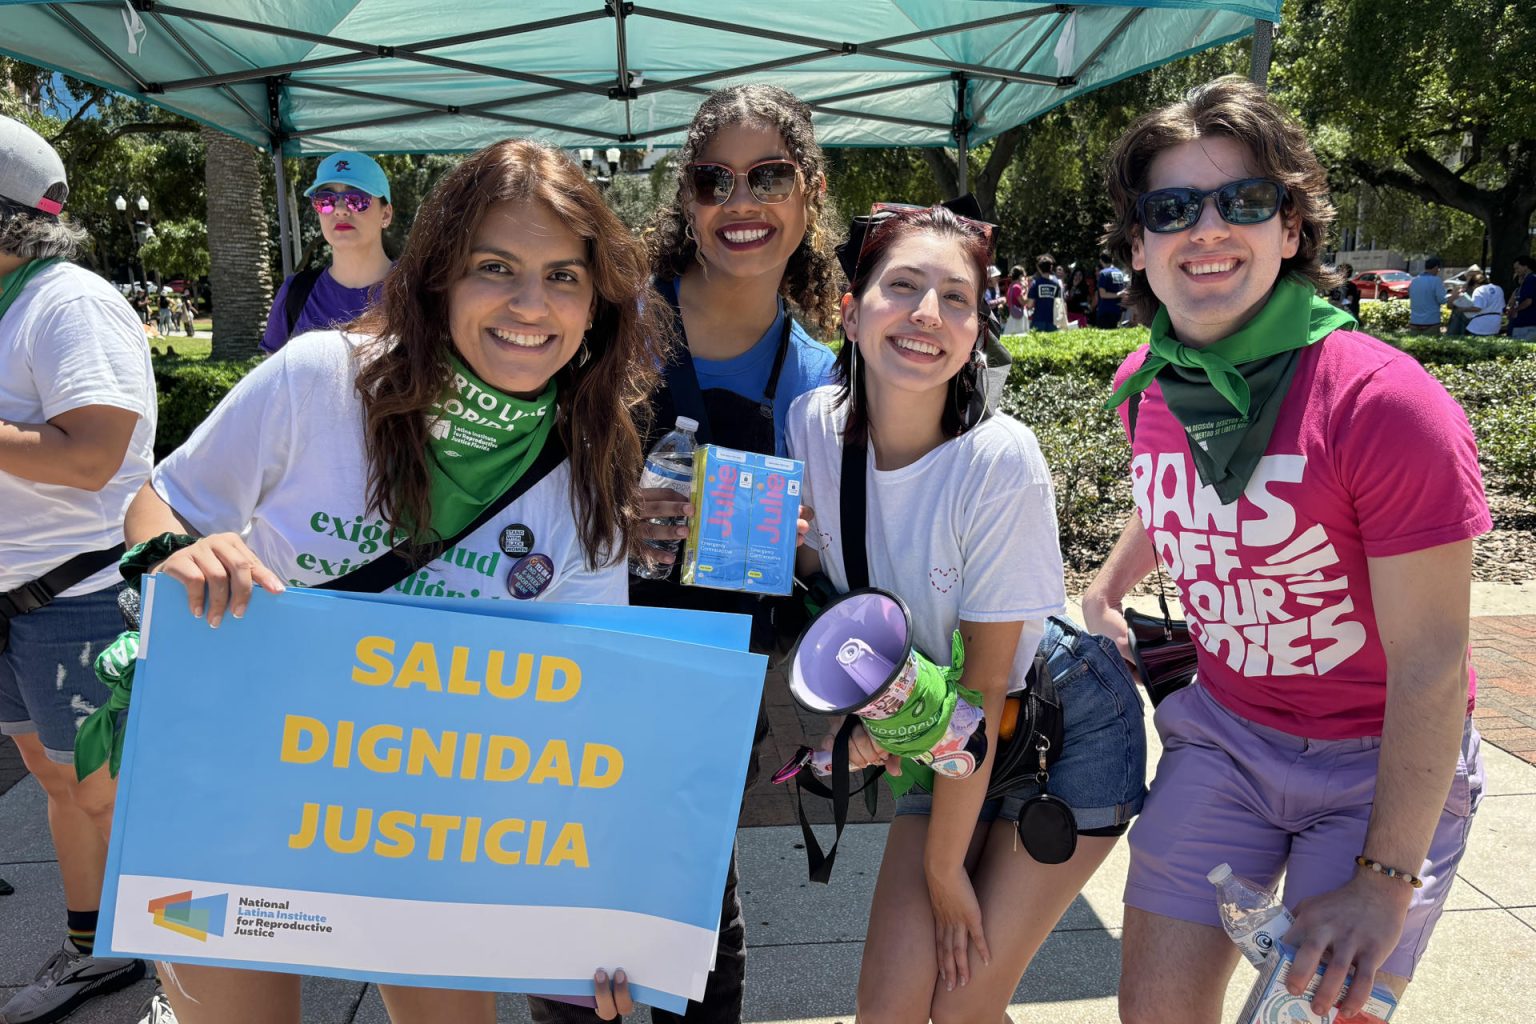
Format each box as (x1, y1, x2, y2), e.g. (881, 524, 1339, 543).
(260, 151, 393, 354)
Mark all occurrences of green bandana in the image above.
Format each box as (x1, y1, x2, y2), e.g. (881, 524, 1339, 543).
(1105, 276, 1355, 504)
(866, 631, 985, 800)
(0, 257, 63, 322)
(425, 355, 558, 539)
(74, 630, 138, 780)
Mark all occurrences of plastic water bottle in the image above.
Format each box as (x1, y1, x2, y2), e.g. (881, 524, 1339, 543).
(1209, 862, 1295, 967)
(631, 416, 699, 580)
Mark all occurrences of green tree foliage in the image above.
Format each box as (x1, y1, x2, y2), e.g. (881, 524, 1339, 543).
(1274, 0, 1535, 292)
(139, 217, 210, 281)
(0, 60, 204, 285)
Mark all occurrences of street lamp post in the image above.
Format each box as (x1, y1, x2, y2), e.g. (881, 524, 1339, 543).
(114, 193, 152, 293)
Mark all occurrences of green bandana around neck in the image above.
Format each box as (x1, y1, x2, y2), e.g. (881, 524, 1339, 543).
(1105, 276, 1356, 504)
(0, 257, 63, 322)
(424, 355, 557, 539)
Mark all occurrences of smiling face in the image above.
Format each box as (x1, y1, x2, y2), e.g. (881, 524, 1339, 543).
(446, 198, 595, 398)
(314, 180, 392, 252)
(843, 229, 982, 400)
(1130, 135, 1300, 348)
(686, 122, 808, 284)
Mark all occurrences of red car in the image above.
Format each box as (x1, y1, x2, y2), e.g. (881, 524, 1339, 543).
(1351, 269, 1412, 300)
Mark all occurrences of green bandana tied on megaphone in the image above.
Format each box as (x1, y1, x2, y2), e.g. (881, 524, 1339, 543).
(860, 630, 984, 799)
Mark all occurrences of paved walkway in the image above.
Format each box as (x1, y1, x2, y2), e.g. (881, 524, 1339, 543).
(4, 588, 1535, 1023)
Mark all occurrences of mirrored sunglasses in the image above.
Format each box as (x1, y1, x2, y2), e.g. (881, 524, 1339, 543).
(686, 159, 800, 206)
(310, 189, 373, 215)
(1136, 178, 1287, 234)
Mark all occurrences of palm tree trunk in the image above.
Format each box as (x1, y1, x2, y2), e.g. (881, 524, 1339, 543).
(200, 126, 273, 360)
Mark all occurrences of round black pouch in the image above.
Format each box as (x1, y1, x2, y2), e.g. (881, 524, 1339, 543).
(1016, 793, 1078, 865)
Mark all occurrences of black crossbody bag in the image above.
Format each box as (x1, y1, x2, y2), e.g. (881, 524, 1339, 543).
(0, 545, 126, 655)
(315, 434, 568, 594)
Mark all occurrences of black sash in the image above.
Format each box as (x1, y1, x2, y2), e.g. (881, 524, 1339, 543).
(318, 434, 568, 594)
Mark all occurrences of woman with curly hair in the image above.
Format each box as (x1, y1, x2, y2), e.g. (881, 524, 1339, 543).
(528, 84, 840, 1024)
(120, 138, 666, 1024)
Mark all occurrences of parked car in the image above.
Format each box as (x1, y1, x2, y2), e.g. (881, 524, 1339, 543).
(1351, 269, 1412, 300)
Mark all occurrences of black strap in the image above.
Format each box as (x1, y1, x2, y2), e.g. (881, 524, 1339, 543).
(282, 267, 325, 342)
(317, 433, 568, 594)
(0, 544, 126, 623)
(791, 717, 873, 883)
(1122, 352, 1180, 633)
(839, 433, 870, 591)
(661, 280, 793, 447)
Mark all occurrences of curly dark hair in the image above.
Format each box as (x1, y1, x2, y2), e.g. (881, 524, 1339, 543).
(1101, 76, 1340, 325)
(644, 84, 843, 337)
(351, 139, 667, 569)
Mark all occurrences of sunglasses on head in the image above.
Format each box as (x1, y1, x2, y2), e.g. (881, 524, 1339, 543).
(866, 201, 998, 254)
(1136, 177, 1287, 234)
(686, 159, 800, 206)
(309, 189, 373, 215)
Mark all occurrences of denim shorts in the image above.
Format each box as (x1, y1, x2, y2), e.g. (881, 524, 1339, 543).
(0, 587, 124, 764)
(896, 617, 1148, 832)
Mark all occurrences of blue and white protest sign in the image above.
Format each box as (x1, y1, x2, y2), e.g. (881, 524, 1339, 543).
(98, 578, 766, 1014)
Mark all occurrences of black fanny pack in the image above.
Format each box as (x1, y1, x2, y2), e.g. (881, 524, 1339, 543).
(0, 544, 126, 655)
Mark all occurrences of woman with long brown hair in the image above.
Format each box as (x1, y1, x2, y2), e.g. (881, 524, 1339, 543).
(118, 138, 666, 1024)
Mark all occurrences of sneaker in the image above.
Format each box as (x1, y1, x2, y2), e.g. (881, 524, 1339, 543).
(135, 990, 178, 1024)
(0, 940, 146, 1023)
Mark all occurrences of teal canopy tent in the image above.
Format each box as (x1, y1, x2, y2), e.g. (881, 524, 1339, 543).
(0, 0, 1280, 272)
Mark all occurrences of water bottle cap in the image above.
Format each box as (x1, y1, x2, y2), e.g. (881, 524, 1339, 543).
(675, 416, 699, 433)
(1207, 863, 1233, 885)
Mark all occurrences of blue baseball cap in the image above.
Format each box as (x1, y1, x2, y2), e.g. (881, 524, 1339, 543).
(304, 151, 390, 203)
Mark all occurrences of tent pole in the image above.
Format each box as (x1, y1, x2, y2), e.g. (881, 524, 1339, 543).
(267, 77, 295, 279)
(954, 74, 970, 197)
(272, 148, 294, 280)
(1249, 19, 1274, 86)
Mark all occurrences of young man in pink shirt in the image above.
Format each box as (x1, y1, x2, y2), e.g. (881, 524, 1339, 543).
(1083, 78, 1488, 1023)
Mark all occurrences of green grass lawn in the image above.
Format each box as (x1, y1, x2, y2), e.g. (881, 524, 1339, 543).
(150, 336, 211, 360)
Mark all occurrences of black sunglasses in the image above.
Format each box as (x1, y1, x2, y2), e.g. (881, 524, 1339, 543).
(686, 159, 800, 206)
(1136, 178, 1288, 234)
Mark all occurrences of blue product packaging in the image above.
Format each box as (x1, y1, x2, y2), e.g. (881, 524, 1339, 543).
(743, 454, 802, 596)
(683, 446, 802, 596)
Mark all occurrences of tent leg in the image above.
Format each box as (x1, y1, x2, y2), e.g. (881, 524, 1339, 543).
(1249, 19, 1274, 87)
(272, 148, 294, 279)
(956, 127, 969, 196)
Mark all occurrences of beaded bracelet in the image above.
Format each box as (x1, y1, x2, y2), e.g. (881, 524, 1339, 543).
(1355, 855, 1424, 889)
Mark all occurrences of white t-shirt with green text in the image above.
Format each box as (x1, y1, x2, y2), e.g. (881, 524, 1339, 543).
(152, 331, 625, 605)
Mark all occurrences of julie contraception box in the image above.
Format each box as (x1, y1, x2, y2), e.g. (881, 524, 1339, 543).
(682, 445, 803, 596)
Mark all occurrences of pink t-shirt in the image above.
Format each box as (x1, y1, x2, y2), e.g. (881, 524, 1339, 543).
(1114, 330, 1490, 738)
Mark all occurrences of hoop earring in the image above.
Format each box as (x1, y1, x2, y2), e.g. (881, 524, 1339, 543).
(576, 335, 592, 368)
(685, 218, 706, 269)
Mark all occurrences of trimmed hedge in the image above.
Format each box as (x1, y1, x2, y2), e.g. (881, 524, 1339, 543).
(998, 327, 1534, 387)
(153, 356, 260, 461)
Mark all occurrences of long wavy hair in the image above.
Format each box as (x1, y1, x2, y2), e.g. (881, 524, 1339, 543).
(351, 140, 667, 569)
(645, 85, 844, 336)
(834, 206, 993, 446)
(1101, 76, 1339, 325)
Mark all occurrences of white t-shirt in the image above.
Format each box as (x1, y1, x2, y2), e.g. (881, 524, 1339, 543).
(0, 262, 156, 596)
(152, 331, 625, 606)
(1466, 283, 1506, 336)
(786, 387, 1066, 692)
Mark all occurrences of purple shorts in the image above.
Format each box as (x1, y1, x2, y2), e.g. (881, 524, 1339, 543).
(1124, 683, 1483, 980)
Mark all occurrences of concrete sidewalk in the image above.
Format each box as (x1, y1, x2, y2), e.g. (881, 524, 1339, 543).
(4, 586, 1536, 1023)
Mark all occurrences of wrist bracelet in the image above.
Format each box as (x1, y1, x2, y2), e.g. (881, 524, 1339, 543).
(118, 532, 199, 588)
(1355, 855, 1424, 889)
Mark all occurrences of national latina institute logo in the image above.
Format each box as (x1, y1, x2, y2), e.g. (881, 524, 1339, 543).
(147, 890, 229, 941)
